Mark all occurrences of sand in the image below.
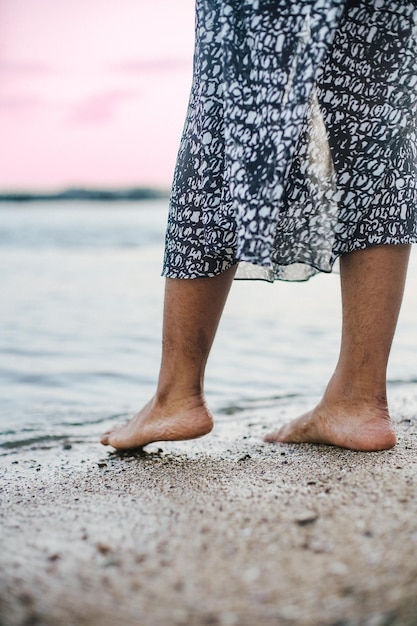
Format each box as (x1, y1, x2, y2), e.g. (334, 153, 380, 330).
(1, 393, 417, 626)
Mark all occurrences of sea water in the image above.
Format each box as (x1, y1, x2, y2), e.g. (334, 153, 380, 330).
(1, 200, 417, 454)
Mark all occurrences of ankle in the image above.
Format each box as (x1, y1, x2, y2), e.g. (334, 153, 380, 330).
(154, 386, 205, 409)
(325, 372, 388, 412)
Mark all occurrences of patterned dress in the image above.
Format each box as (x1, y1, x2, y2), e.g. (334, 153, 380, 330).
(163, 0, 417, 282)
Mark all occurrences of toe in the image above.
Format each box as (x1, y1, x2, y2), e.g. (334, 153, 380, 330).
(100, 433, 110, 445)
(99, 423, 123, 445)
(264, 428, 283, 443)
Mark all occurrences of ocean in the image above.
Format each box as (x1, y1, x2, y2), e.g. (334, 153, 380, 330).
(1, 200, 417, 455)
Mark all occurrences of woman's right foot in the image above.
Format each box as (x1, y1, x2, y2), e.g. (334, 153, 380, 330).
(100, 394, 213, 450)
(264, 395, 396, 452)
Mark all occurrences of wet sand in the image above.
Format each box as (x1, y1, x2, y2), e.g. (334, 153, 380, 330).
(1, 394, 417, 626)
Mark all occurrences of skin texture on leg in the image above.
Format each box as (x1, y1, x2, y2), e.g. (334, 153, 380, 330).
(100, 265, 237, 450)
(265, 244, 411, 451)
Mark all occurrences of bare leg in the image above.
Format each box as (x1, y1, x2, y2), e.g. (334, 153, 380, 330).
(265, 244, 411, 451)
(100, 265, 237, 449)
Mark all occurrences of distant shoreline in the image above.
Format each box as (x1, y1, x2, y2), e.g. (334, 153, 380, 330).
(0, 187, 170, 203)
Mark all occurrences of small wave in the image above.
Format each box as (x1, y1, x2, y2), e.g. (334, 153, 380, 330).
(0, 434, 73, 450)
(0, 411, 131, 454)
(1, 347, 62, 358)
(62, 412, 129, 427)
(217, 392, 302, 416)
(388, 378, 417, 386)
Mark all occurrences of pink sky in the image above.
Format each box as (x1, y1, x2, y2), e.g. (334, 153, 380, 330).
(0, 0, 195, 190)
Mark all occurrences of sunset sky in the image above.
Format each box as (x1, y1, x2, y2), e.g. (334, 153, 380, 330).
(0, 0, 195, 191)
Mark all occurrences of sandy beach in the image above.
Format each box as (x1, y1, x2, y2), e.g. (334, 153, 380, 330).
(1, 392, 417, 626)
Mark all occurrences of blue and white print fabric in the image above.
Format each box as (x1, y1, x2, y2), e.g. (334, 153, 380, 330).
(163, 0, 417, 281)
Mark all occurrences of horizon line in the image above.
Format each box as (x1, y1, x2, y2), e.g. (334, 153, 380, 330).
(0, 186, 171, 202)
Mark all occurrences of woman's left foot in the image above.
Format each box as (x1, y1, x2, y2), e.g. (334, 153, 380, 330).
(100, 393, 214, 450)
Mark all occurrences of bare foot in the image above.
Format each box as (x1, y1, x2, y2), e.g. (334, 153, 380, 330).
(100, 394, 213, 450)
(264, 398, 396, 452)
